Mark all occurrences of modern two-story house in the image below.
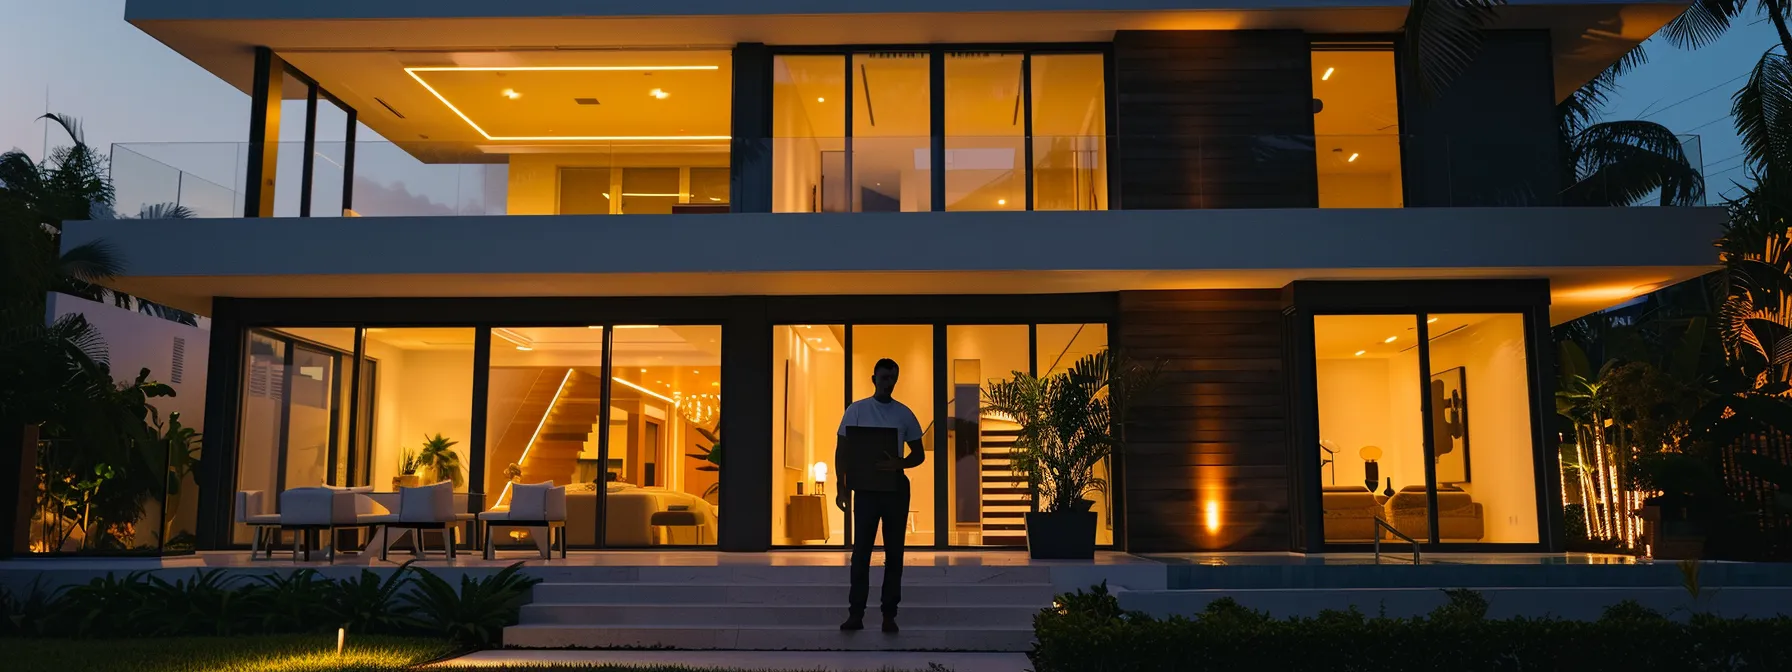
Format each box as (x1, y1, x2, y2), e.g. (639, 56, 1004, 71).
(69, 0, 1723, 557)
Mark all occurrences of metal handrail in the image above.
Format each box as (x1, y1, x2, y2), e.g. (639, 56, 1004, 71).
(1373, 517, 1421, 565)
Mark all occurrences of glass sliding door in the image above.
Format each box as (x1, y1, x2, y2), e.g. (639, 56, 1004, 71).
(772, 55, 847, 213)
(848, 325, 936, 547)
(1036, 323, 1112, 544)
(853, 53, 932, 212)
(1030, 53, 1108, 211)
(1313, 315, 1431, 544)
(605, 325, 721, 546)
(1424, 314, 1538, 544)
(232, 328, 360, 544)
(944, 326, 1030, 545)
(772, 325, 848, 546)
(484, 327, 607, 549)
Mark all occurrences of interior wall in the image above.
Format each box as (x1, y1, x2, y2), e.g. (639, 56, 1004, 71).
(1317, 173, 1401, 209)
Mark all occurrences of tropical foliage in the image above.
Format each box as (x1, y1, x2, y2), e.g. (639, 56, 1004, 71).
(0, 561, 539, 647)
(981, 350, 1159, 514)
(686, 423, 721, 500)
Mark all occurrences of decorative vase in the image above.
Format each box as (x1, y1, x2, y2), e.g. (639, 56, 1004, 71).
(395, 474, 422, 489)
(1382, 477, 1395, 498)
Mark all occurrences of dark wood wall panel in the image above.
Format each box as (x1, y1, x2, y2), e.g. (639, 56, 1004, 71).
(1114, 31, 1318, 210)
(1119, 289, 1292, 552)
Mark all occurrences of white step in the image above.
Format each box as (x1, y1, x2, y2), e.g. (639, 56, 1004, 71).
(523, 565, 1053, 585)
(504, 624, 1036, 652)
(520, 603, 1038, 627)
(528, 582, 1055, 606)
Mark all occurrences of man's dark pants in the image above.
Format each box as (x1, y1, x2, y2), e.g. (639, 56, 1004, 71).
(848, 486, 911, 617)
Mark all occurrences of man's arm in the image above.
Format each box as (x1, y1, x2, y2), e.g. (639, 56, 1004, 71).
(834, 433, 851, 511)
(900, 439, 926, 468)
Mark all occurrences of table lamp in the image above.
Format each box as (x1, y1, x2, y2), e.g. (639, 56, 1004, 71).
(1360, 445, 1383, 493)
(812, 461, 829, 495)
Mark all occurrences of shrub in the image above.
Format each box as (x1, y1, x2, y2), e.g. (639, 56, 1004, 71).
(400, 562, 541, 646)
(3, 562, 535, 648)
(1031, 586, 1792, 672)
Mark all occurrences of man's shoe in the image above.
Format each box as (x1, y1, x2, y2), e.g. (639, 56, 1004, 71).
(840, 615, 865, 631)
(882, 615, 899, 633)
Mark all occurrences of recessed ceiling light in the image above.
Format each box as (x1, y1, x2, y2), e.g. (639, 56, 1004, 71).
(650, 88, 670, 99)
(515, 345, 532, 351)
(574, 97, 600, 106)
(1427, 317, 1439, 324)
(817, 97, 826, 103)
(501, 88, 521, 100)
(1354, 350, 1366, 357)
(712, 382, 720, 387)
(708, 197, 721, 201)
(1322, 67, 1334, 81)
(997, 199, 1007, 206)
(1347, 153, 1359, 163)
(1383, 336, 1397, 343)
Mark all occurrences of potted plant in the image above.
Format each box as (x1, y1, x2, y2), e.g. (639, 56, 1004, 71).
(415, 434, 466, 488)
(395, 449, 422, 489)
(982, 349, 1158, 559)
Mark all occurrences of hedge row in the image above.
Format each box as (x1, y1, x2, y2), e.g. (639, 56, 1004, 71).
(1030, 583, 1792, 672)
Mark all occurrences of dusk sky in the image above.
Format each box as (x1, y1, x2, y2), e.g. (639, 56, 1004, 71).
(0, 0, 1781, 202)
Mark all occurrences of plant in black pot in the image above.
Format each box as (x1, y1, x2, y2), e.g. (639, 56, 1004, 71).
(982, 349, 1158, 559)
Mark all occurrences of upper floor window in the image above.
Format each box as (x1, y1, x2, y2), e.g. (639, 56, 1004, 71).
(772, 47, 1107, 214)
(1311, 42, 1402, 208)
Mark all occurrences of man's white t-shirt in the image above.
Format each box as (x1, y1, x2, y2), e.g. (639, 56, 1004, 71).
(837, 397, 924, 450)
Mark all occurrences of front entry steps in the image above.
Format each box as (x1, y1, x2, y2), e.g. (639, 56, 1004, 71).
(502, 565, 1053, 651)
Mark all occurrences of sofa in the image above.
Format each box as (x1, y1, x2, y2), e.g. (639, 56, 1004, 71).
(563, 483, 718, 546)
(1320, 486, 1386, 542)
(1388, 485, 1485, 542)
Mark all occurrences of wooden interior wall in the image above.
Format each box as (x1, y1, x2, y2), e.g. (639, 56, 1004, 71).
(1113, 30, 1318, 210)
(1119, 289, 1293, 552)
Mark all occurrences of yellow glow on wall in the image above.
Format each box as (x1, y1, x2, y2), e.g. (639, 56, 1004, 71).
(1204, 500, 1221, 534)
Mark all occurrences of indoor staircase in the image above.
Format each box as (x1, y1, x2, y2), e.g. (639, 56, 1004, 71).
(978, 424, 1030, 546)
(521, 371, 606, 486)
(503, 564, 1053, 651)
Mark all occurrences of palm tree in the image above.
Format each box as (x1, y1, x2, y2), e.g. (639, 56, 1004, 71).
(1404, 1, 1704, 206)
(0, 114, 197, 326)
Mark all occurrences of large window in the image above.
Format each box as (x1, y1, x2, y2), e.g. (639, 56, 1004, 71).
(1311, 43, 1403, 208)
(484, 327, 605, 549)
(769, 322, 1111, 548)
(1313, 314, 1537, 546)
(773, 47, 1106, 213)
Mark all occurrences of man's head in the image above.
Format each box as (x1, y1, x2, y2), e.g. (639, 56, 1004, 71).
(871, 358, 900, 401)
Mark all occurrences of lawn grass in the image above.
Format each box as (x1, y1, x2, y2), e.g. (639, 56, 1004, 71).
(1, 635, 460, 672)
(0, 636, 941, 671)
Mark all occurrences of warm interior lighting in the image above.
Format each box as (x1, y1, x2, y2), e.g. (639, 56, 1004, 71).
(622, 192, 684, 197)
(614, 325, 661, 329)
(1322, 67, 1335, 80)
(1427, 317, 1439, 323)
(614, 376, 677, 404)
(812, 462, 829, 483)
(1347, 153, 1359, 163)
(817, 97, 826, 103)
(501, 88, 520, 100)
(997, 199, 1007, 206)
(403, 67, 729, 141)
(601, 192, 611, 199)
(493, 328, 532, 349)
(1354, 350, 1366, 357)
(515, 345, 533, 351)
(1383, 336, 1397, 343)
(1203, 500, 1220, 534)
(650, 88, 670, 99)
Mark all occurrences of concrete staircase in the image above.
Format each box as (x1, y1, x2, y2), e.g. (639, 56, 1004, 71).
(503, 565, 1053, 651)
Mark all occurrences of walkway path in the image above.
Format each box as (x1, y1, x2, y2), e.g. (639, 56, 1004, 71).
(433, 650, 1031, 671)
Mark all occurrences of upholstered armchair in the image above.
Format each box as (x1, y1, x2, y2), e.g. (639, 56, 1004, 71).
(476, 482, 568, 560)
(235, 490, 283, 558)
(367, 481, 462, 560)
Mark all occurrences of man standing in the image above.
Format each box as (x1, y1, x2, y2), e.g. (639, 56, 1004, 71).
(835, 358, 926, 633)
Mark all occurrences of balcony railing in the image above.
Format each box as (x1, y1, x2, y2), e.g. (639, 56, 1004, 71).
(108, 134, 1706, 219)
